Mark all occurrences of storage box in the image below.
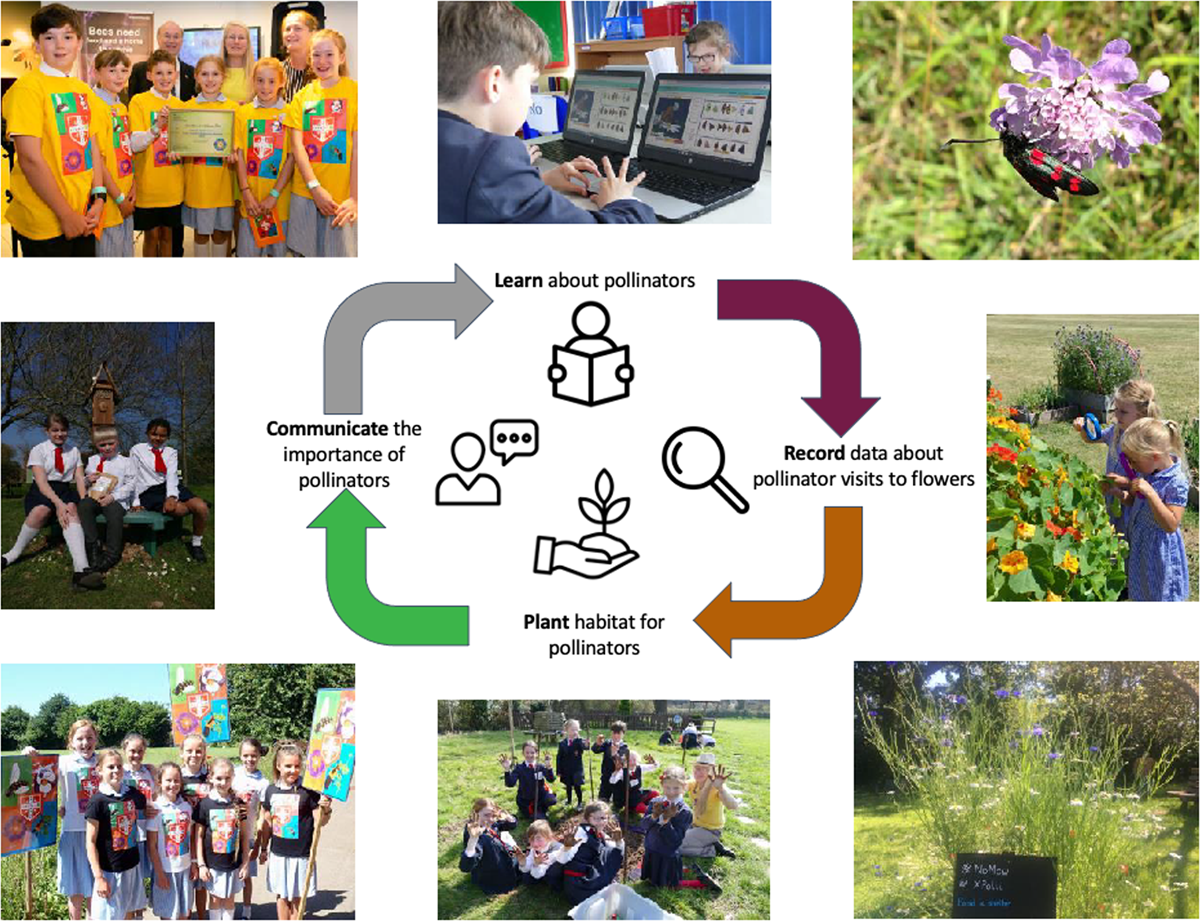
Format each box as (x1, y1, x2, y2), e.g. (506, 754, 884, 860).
(603, 16, 631, 40)
(642, 3, 697, 37)
(568, 882, 681, 920)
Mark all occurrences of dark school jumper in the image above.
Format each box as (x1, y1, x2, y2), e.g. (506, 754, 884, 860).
(504, 761, 557, 820)
(562, 825, 622, 905)
(459, 818, 521, 895)
(556, 737, 586, 805)
(636, 798, 693, 887)
(591, 739, 628, 801)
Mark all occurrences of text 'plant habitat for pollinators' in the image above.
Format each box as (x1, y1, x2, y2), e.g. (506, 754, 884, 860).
(1, 755, 58, 856)
(304, 688, 355, 801)
(169, 663, 230, 745)
(985, 388, 1127, 601)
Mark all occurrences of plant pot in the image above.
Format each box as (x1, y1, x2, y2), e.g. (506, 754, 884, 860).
(1011, 408, 1036, 425)
(1064, 389, 1114, 420)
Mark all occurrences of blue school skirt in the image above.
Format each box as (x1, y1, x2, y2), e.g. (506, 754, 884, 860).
(90, 866, 142, 919)
(56, 829, 93, 896)
(205, 867, 244, 899)
(182, 204, 235, 235)
(286, 194, 356, 258)
(151, 867, 194, 919)
(267, 852, 316, 898)
(137, 482, 195, 512)
(96, 215, 134, 257)
(25, 480, 78, 515)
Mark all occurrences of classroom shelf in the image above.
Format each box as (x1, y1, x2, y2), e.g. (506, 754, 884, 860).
(574, 36, 686, 72)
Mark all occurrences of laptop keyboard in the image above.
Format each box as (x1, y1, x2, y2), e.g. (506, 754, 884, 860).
(535, 140, 579, 163)
(636, 170, 736, 205)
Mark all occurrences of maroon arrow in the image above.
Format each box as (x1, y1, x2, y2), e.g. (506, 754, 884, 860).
(718, 279, 880, 437)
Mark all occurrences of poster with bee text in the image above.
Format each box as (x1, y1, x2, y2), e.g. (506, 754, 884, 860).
(1, 754, 58, 855)
(169, 663, 230, 745)
(303, 687, 355, 801)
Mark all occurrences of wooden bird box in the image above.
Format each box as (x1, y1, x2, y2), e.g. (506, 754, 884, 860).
(87, 363, 120, 426)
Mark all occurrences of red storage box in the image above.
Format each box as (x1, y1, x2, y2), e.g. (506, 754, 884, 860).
(642, 3, 697, 37)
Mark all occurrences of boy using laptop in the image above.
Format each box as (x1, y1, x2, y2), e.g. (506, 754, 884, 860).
(437, 2, 654, 223)
(2, 3, 107, 255)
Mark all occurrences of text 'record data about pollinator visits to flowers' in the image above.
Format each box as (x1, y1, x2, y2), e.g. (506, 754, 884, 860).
(0, 2, 1198, 920)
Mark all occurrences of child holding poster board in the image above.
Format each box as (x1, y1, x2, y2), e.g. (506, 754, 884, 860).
(181, 56, 240, 257)
(259, 742, 333, 918)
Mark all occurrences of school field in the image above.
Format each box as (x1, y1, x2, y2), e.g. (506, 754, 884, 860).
(436, 719, 771, 920)
(0, 745, 357, 920)
(987, 314, 1200, 600)
(854, 792, 1199, 919)
(0, 485, 215, 609)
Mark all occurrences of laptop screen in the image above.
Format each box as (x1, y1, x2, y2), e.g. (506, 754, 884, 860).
(640, 75, 771, 170)
(563, 71, 644, 149)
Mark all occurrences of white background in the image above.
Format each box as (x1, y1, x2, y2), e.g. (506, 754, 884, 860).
(3, 2, 1199, 919)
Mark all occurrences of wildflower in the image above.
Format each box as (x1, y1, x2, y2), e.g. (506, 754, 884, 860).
(991, 34, 1170, 170)
(954, 695, 968, 705)
(1120, 864, 1129, 875)
(1011, 689, 1021, 697)
(1059, 550, 1080, 574)
(1169, 852, 1182, 860)
(987, 443, 1019, 465)
(942, 739, 953, 747)
(1049, 752, 1063, 760)
(988, 386, 1003, 402)
(1009, 406, 1019, 416)
(1070, 799, 1084, 806)
(1030, 788, 1040, 796)
(1031, 725, 1045, 737)
(1069, 828, 1076, 838)
(949, 804, 965, 812)
(1127, 793, 1140, 801)
(1043, 591, 1063, 601)
(999, 550, 1028, 574)
(994, 688, 1009, 698)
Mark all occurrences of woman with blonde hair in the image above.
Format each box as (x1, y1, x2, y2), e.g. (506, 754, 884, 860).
(280, 9, 318, 102)
(220, 21, 256, 103)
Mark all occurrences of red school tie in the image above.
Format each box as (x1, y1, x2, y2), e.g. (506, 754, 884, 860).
(98, 457, 105, 473)
(55, 447, 64, 473)
(152, 448, 167, 474)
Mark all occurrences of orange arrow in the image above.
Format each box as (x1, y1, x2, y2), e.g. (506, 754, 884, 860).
(694, 507, 863, 656)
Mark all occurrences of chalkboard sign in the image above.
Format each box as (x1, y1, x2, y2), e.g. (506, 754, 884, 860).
(952, 853, 1056, 919)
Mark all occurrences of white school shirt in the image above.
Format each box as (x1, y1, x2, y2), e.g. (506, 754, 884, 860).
(129, 442, 179, 502)
(152, 795, 194, 872)
(122, 764, 156, 836)
(232, 767, 267, 839)
(86, 453, 136, 510)
(28, 439, 80, 482)
(521, 840, 577, 877)
(58, 752, 101, 833)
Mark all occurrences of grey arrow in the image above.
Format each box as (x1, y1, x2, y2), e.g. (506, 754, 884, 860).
(323, 265, 492, 414)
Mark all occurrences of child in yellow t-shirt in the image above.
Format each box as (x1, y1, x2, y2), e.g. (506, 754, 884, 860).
(128, 49, 184, 257)
(181, 55, 239, 257)
(234, 58, 293, 257)
(283, 29, 357, 257)
(92, 49, 136, 257)
(1, 3, 106, 256)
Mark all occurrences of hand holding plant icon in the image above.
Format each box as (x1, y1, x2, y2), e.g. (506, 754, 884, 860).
(532, 469, 639, 579)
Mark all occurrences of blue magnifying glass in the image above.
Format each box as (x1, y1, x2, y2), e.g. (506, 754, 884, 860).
(1083, 413, 1103, 442)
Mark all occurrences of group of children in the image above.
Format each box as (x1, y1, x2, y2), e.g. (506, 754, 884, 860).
(28, 718, 332, 920)
(1071, 378, 1191, 601)
(3, 4, 357, 258)
(437, 2, 736, 223)
(2, 414, 209, 591)
(459, 719, 741, 908)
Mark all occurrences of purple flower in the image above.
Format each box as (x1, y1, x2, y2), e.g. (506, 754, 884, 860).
(955, 695, 968, 705)
(1011, 689, 1022, 698)
(1049, 752, 1062, 760)
(868, 710, 879, 718)
(989, 34, 1170, 169)
(1031, 725, 1045, 737)
(995, 689, 1009, 698)
(942, 739, 953, 747)
(1089, 745, 1100, 753)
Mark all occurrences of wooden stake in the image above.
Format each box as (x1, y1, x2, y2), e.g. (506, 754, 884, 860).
(296, 812, 324, 919)
(24, 852, 33, 918)
(621, 761, 631, 882)
(587, 721, 595, 802)
(508, 701, 516, 761)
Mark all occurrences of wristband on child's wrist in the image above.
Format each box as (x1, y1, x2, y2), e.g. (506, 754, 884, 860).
(306, 178, 322, 191)
(115, 193, 126, 205)
(269, 188, 281, 199)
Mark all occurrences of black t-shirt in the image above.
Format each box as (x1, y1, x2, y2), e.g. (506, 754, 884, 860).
(181, 768, 210, 810)
(84, 787, 146, 873)
(194, 795, 244, 872)
(263, 784, 323, 858)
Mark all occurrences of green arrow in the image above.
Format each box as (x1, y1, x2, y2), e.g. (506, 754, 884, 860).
(308, 489, 468, 645)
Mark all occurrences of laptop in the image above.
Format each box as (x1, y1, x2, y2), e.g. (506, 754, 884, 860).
(528, 70, 645, 170)
(630, 72, 772, 223)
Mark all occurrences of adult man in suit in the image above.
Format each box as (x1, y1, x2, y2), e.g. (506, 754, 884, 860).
(126, 20, 194, 256)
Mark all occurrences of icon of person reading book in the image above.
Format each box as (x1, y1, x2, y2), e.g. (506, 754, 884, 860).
(435, 433, 501, 506)
(549, 302, 634, 407)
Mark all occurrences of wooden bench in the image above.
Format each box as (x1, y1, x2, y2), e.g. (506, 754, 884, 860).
(1167, 766, 1199, 810)
(50, 510, 182, 558)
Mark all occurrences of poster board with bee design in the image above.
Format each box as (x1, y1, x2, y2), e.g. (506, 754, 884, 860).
(302, 688, 355, 801)
(1, 754, 58, 855)
(169, 663, 230, 745)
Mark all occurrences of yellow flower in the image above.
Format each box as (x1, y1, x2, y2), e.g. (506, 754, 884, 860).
(1056, 466, 1069, 485)
(999, 550, 1028, 575)
(1015, 521, 1035, 540)
(1059, 551, 1079, 575)
(1044, 591, 1063, 602)
(987, 538, 997, 555)
(1017, 466, 1033, 487)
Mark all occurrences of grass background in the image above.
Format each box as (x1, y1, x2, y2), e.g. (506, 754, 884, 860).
(0, 744, 244, 920)
(853, 1, 1200, 259)
(986, 314, 1199, 599)
(0, 485, 215, 608)
(436, 720, 770, 919)
(854, 792, 1199, 918)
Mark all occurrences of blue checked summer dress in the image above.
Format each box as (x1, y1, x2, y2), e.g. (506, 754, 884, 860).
(1123, 459, 1190, 601)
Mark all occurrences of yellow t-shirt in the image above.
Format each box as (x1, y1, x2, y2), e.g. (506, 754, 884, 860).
(93, 94, 135, 229)
(221, 67, 252, 106)
(128, 91, 184, 208)
(181, 96, 239, 210)
(283, 77, 357, 202)
(686, 776, 726, 831)
(1, 70, 102, 240)
(234, 100, 292, 221)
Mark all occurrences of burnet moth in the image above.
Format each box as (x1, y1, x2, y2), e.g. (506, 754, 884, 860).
(940, 123, 1100, 202)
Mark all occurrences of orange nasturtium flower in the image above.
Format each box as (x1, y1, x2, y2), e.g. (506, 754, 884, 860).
(999, 550, 1028, 575)
(1015, 521, 1036, 540)
(1017, 464, 1036, 487)
(987, 538, 998, 555)
(1044, 591, 1063, 602)
(988, 386, 1003, 403)
(1060, 550, 1080, 575)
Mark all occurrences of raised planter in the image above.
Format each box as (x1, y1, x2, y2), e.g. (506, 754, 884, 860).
(1064, 388, 1114, 420)
(1036, 406, 1076, 426)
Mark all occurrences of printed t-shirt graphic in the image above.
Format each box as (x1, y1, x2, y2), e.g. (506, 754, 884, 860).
(208, 806, 240, 853)
(284, 78, 357, 201)
(271, 793, 300, 838)
(108, 798, 137, 850)
(161, 805, 191, 857)
(95, 97, 135, 230)
(54, 92, 94, 175)
(236, 103, 292, 222)
(75, 764, 100, 811)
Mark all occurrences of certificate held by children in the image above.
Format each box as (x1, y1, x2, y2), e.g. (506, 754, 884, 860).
(168, 109, 234, 158)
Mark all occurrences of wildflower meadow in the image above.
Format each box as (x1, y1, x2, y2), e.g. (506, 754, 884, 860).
(855, 662, 1199, 919)
(853, 1, 1199, 259)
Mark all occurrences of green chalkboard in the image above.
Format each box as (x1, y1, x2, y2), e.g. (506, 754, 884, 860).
(514, 1, 568, 69)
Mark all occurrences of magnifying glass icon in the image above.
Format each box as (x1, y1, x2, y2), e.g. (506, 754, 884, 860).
(662, 426, 749, 514)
